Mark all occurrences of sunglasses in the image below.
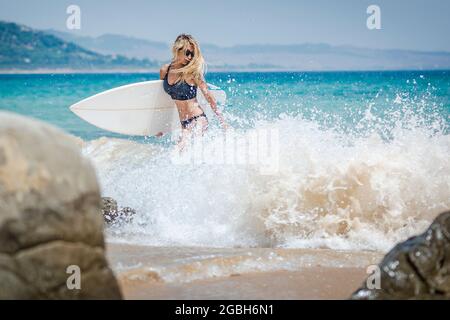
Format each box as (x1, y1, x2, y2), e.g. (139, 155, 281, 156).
(185, 49, 194, 58)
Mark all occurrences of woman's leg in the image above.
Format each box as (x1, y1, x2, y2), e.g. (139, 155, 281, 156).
(177, 115, 208, 151)
(196, 106, 209, 135)
(177, 128, 192, 152)
(196, 116, 209, 136)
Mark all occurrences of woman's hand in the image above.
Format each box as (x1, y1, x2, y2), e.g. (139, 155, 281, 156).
(218, 117, 229, 130)
(213, 102, 229, 131)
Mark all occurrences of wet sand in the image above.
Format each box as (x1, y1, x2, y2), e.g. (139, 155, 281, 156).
(106, 243, 383, 300)
(119, 267, 369, 300)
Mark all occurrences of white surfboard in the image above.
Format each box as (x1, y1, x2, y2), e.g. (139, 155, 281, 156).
(69, 80, 226, 136)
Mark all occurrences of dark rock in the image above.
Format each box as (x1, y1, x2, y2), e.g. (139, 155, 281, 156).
(0, 112, 122, 299)
(102, 197, 118, 224)
(351, 211, 450, 300)
(120, 207, 136, 221)
(101, 197, 136, 225)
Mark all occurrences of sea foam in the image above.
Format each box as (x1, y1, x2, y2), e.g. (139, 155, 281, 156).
(82, 103, 450, 252)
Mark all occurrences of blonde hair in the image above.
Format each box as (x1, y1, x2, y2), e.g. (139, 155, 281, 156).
(170, 34, 205, 84)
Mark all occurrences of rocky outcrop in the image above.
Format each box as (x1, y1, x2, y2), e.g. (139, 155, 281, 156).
(351, 211, 450, 300)
(101, 197, 135, 225)
(0, 111, 122, 299)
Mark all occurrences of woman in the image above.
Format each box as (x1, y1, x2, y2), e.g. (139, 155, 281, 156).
(160, 34, 227, 150)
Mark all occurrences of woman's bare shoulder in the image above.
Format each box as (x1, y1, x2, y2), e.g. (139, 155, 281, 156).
(160, 64, 170, 72)
(159, 64, 171, 79)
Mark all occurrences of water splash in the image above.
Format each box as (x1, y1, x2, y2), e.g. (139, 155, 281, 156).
(83, 98, 450, 252)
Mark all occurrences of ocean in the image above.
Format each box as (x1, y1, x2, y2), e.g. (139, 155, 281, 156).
(1, 71, 450, 292)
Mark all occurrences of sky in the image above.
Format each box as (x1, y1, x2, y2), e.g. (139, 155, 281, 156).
(0, 0, 449, 51)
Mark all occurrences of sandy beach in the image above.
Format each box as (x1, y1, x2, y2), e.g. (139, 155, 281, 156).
(106, 243, 383, 300)
(119, 268, 372, 300)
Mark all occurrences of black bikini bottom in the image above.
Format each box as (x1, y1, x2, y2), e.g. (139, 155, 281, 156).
(181, 113, 208, 129)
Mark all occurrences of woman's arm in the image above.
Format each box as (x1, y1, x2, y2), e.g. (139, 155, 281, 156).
(197, 78, 228, 128)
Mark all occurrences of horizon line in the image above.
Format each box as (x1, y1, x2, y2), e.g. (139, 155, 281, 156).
(1, 68, 450, 76)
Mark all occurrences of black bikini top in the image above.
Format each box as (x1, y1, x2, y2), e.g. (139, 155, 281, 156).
(163, 64, 198, 101)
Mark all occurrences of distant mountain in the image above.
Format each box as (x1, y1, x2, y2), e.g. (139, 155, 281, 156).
(0, 21, 158, 70)
(202, 43, 450, 71)
(44, 29, 450, 71)
(46, 29, 169, 61)
(2, 21, 450, 71)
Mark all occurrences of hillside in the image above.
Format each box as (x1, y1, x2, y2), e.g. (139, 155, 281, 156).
(0, 21, 158, 70)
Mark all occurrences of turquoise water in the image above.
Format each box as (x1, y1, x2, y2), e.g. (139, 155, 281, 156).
(1, 71, 450, 251)
(1, 71, 449, 141)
